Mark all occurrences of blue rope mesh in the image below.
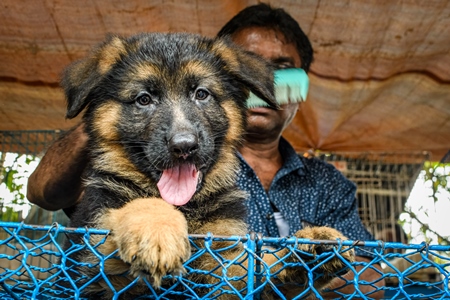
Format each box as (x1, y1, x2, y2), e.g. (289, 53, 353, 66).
(0, 221, 449, 299)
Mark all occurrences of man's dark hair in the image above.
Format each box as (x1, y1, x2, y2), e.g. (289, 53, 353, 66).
(217, 3, 313, 72)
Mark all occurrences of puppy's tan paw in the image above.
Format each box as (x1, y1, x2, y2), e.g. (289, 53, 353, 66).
(288, 226, 355, 288)
(98, 198, 191, 287)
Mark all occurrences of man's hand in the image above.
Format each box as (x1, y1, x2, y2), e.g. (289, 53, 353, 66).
(320, 255, 385, 299)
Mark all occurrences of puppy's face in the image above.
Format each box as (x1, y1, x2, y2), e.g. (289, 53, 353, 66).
(62, 33, 277, 206)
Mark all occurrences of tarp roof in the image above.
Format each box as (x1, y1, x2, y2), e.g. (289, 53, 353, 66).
(1, 1, 449, 160)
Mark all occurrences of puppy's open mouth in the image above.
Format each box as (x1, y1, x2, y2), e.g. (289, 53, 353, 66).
(157, 163, 202, 206)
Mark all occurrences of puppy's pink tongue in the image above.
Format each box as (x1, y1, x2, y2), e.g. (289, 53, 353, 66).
(157, 164, 199, 206)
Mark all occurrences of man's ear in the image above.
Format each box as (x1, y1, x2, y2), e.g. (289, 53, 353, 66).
(61, 35, 127, 119)
(212, 37, 279, 109)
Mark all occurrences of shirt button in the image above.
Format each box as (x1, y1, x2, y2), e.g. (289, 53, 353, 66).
(266, 213, 273, 220)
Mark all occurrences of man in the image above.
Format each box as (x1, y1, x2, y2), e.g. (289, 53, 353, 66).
(27, 3, 384, 297)
(216, 4, 384, 297)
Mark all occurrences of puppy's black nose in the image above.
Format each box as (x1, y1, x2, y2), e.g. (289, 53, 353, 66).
(169, 133, 199, 159)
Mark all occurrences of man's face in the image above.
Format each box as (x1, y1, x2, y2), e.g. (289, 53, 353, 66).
(231, 26, 302, 140)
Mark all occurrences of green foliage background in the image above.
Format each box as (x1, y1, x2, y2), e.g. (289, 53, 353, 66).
(0, 153, 36, 222)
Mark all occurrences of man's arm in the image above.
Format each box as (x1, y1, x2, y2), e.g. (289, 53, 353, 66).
(314, 161, 386, 298)
(321, 256, 385, 299)
(27, 123, 89, 210)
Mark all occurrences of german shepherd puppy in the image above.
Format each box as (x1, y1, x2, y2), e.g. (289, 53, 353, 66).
(61, 32, 353, 299)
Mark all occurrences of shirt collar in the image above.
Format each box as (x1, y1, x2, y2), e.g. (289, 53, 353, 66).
(278, 137, 306, 177)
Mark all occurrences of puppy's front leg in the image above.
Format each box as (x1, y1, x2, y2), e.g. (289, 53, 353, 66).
(97, 198, 191, 287)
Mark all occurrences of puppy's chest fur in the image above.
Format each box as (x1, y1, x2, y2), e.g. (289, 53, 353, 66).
(72, 169, 248, 231)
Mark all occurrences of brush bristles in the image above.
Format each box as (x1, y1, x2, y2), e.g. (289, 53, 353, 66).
(275, 84, 303, 105)
(246, 92, 273, 108)
(246, 68, 309, 109)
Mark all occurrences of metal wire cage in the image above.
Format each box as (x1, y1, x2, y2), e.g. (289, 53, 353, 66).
(0, 131, 62, 157)
(1, 222, 449, 299)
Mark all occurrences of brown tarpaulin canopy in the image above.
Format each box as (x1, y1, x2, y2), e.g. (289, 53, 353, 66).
(1, 1, 449, 160)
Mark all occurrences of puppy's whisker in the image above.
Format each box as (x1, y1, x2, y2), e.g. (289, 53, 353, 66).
(210, 131, 228, 140)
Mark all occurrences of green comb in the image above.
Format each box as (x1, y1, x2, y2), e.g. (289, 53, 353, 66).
(246, 68, 309, 108)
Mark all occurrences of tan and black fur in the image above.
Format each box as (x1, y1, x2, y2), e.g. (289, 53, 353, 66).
(61, 32, 354, 299)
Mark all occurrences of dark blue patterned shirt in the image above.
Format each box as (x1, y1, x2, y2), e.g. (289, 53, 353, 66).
(236, 137, 375, 257)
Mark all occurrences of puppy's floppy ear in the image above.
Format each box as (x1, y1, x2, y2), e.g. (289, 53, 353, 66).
(213, 37, 279, 109)
(61, 34, 127, 119)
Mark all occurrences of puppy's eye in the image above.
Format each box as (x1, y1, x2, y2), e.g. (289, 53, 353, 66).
(136, 93, 153, 107)
(194, 88, 210, 101)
